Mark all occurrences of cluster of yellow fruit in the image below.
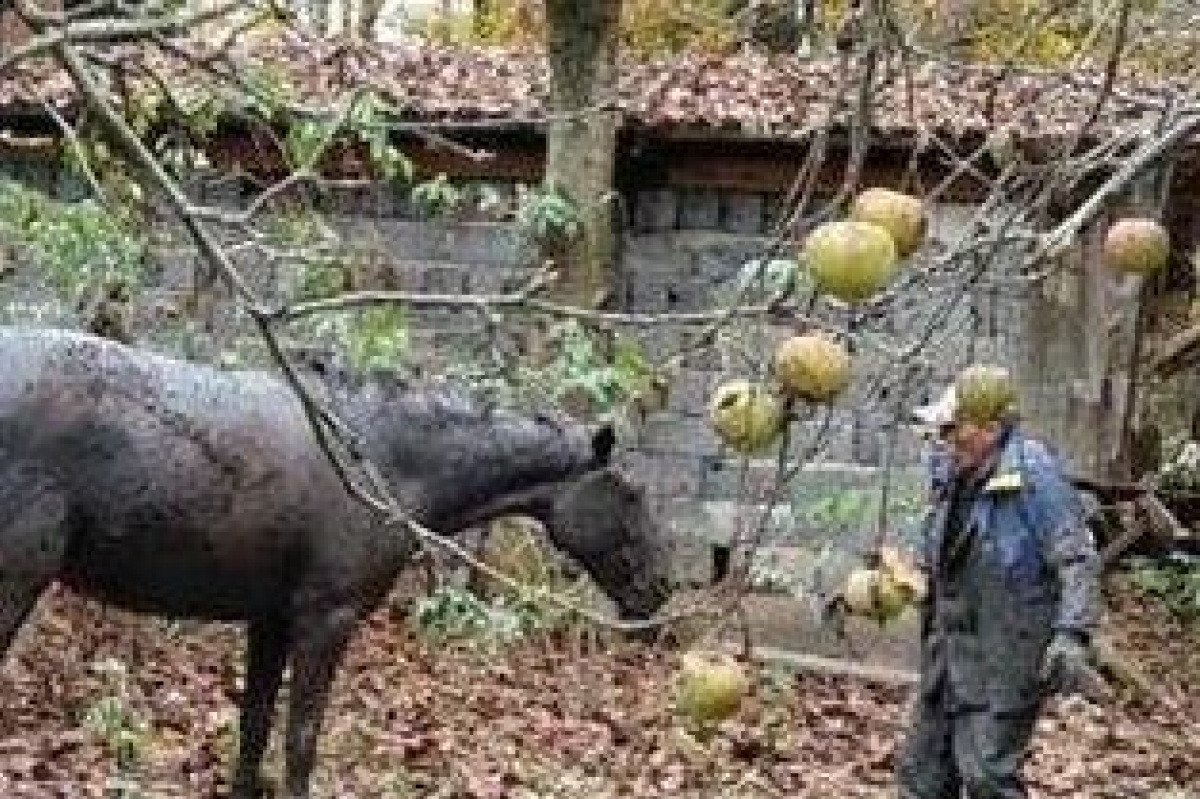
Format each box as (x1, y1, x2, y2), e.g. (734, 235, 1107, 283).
(707, 188, 927, 456)
(840, 546, 927, 625)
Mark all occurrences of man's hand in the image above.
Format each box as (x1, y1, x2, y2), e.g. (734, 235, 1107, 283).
(1040, 630, 1104, 698)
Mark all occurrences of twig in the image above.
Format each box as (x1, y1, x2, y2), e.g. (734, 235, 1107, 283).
(38, 96, 107, 204)
(1022, 112, 1200, 281)
(5, 0, 244, 69)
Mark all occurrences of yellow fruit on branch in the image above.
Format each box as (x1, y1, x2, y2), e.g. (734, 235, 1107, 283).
(708, 379, 784, 454)
(1103, 217, 1169, 277)
(842, 567, 910, 623)
(675, 650, 749, 726)
(954, 364, 1018, 425)
(802, 219, 899, 304)
(878, 546, 927, 603)
(849, 188, 928, 257)
(773, 332, 851, 403)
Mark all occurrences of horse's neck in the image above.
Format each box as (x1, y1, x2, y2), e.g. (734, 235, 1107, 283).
(342, 393, 583, 535)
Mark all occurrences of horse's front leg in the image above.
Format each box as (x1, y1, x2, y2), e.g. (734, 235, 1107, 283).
(230, 617, 289, 799)
(282, 606, 357, 799)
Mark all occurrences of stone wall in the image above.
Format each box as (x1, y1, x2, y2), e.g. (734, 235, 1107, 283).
(0, 157, 1025, 589)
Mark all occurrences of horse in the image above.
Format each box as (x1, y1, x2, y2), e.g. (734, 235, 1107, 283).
(0, 326, 672, 799)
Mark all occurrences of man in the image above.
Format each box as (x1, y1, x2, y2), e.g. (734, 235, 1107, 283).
(897, 370, 1103, 799)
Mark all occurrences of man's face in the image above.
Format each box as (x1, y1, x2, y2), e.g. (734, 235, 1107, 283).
(939, 420, 1001, 472)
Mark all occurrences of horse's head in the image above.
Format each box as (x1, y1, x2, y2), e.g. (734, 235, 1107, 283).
(540, 461, 673, 625)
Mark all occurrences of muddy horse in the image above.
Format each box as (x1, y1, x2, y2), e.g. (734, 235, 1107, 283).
(0, 327, 672, 798)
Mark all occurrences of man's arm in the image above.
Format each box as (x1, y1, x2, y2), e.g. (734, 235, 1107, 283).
(1023, 440, 1104, 636)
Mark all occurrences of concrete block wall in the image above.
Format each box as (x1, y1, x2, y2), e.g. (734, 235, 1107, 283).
(0, 163, 1014, 586)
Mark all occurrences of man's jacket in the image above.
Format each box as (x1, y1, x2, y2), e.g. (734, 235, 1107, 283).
(918, 428, 1103, 712)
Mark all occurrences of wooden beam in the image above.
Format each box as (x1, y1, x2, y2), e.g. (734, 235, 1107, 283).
(719, 642, 919, 686)
(1149, 320, 1200, 377)
(1068, 473, 1149, 501)
(1100, 504, 1146, 567)
(1134, 491, 1191, 543)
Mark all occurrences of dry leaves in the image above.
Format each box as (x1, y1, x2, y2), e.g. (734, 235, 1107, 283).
(0, 578, 1196, 799)
(1, 30, 1185, 146)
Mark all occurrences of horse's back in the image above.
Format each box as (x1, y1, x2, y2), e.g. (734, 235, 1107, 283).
(0, 327, 342, 619)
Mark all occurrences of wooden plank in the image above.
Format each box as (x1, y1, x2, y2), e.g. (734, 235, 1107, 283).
(1150, 320, 1200, 377)
(1135, 492, 1192, 542)
(660, 149, 991, 201)
(204, 132, 544, 184)
(1069, 472, 1149, 501)
(719, 642, 919, 686)
(1100, 504, 1146, 567)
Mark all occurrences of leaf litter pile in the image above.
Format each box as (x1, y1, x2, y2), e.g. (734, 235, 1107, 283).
(1, 576, 1196, 798)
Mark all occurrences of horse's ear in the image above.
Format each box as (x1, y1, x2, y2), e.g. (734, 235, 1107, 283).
(591, 423, 616, 467)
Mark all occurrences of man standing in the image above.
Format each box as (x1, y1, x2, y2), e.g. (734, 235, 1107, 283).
(897, 366, 1103, 798)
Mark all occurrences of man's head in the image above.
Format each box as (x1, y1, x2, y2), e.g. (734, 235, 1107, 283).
(913, 372, 1016, 473)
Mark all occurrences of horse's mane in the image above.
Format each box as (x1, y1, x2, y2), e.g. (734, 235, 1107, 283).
(300, 356, 582, 462)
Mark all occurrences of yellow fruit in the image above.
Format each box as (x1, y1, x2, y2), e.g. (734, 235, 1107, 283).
(708, 380, 783, 454)
(1103, 217, 1170, 276)
(849, 188, 928, 257)
(773, 332, 851, 403)
(954, 364, 1018, 425)
(802, 219, 899, 304)
(878, 546, 927, 602)
(676, 650, 749, 726)
(843, 567, 909, 623)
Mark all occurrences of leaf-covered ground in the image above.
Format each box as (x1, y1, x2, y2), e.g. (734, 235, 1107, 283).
(1, 577, 1196, 799)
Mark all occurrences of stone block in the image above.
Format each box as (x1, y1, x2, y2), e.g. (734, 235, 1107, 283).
(638, 413, 721, 457)
(633, 189, 678, 232)
(422, 264, 470, 294)
(691, 236, 773, 283)
(621, 451, 703, 497)
(385, 262, 428, 291)
(763, 193, 788, 232)
(626, 277, 671, 314)
(661, 497, 797, 546)
(721, 193, 765, 235)
(678, 189, 722, 229)
(699, 456, 797, 503)
(445, 222, 528, 268)
(371, 219, 449, 262)
(660, 279, 711, 313)
(666, 367, 719, 413)
(466, 267, 525, 294)
(664, 536, 714, 587)
(623, 232, 684, 263)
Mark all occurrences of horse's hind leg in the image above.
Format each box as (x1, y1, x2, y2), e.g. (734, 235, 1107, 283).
(0, 462, 68, 661)
(230, 617, 290, 799)
(282, 605, 357, 799)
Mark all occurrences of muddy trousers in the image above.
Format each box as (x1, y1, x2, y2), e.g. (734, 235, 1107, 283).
(896, 686, 1039, 799)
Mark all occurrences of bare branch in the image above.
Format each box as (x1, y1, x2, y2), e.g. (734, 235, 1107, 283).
(1024, 112, 1200, 280)
(5, 0, 246, 69)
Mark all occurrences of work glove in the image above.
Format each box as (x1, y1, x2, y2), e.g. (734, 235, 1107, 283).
(1039, 630, 1098, 697)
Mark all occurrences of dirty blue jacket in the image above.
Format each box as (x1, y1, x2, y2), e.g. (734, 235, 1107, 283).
(918, 428, 1102, 712)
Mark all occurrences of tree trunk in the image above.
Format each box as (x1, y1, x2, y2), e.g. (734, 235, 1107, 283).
(1018, 168, 1170, 481)
(359, 0, 387, 39)
(543, 0, 623, 309)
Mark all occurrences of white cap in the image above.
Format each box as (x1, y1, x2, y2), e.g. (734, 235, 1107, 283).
(911, 385, 957, 428)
